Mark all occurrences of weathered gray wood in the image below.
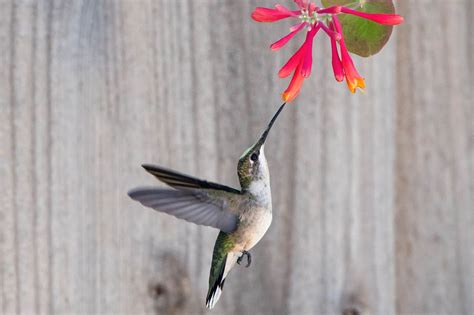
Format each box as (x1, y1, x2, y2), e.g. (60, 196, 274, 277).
(1, 0, 472, 314)
(395, 1, 474, 314)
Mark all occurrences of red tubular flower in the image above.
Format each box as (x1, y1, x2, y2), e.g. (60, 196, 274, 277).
(328, 22, 344, 82)
(278, 41, 306, 78)
(281, 26, 319, 102)
(333, 16, 365, 93)
(320, 22, 341, 41)
(271, 23, 305, 51)
(251, 0, 403, 101)
(301, 24, 320, 77)
(340, 7, 404, 25)
(316, 5, 341, 14)
(282, 63, 305, 102)
(251, 6, 298, 22)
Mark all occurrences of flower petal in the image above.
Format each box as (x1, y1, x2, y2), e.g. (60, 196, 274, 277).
(251, 7, 294, 22)
(332, 16, 344, 38)
(340, 7, 404, 25)
(270, 23, 305, 51)
(341, 46, 365, 93)
(329, 23, 344, 82)
(300, 25, 320, 78)
(275, 4, 299, 17)
(345, 77, 358, 93)
(333, 16, 365, 92)
(278, 42, 306, 78)
(345, 76, 366, 93)
(282, 63, 305, 102)
(294, 0, 309, 10)
(340, 39, 362, 80)
(290, 22, 305, 32)
(300, 43, 313, 78)
(317, 6, 341, 14)
(320, 21, 341, 41)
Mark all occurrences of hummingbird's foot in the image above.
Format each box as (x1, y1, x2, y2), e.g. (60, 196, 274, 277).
(237, 251, 251, 268)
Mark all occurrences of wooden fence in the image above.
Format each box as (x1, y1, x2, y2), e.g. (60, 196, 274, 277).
(1, 0, 472, 314)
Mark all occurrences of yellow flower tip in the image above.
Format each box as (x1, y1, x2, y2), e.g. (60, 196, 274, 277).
(282, 90, 299, 102)
(346, 77, 366, 94)
(355, 78, 366, 94)
(282, 93, 296, 102)
(346, 79, 357, 93)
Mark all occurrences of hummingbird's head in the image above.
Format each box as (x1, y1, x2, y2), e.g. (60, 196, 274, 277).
(237, 103, 286, 191)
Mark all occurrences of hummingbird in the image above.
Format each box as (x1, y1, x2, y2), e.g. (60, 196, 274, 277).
(128, 103, 286, 309)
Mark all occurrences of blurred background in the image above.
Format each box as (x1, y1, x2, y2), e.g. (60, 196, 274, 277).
(1, 0, 472, 314)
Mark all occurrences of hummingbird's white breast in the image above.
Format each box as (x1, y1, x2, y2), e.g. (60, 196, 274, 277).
(232, 175, 273, 252)
(248, 180, 271, 206)
(234, 206, 272, 252)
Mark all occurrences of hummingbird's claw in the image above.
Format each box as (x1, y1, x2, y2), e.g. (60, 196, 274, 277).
(246, 252, 251, 267)
(237, 251, 251, 268)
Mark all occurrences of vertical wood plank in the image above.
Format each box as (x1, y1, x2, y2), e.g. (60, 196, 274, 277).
(1, 0, 17, 313)
(395, 0, 474, 314)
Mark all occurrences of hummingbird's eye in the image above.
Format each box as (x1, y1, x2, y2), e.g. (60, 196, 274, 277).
(250, 153, 258, 162)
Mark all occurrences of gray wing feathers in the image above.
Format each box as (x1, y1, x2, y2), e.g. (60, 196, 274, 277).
(128, 188, 238, 233)
(142, 164, 241, 194)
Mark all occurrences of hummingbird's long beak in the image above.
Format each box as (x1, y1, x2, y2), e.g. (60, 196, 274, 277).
(255, 102, 286, 147)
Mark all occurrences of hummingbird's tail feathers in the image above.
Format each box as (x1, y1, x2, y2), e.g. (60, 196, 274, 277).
(128, 187, 238, 233)
(206, 233, 239, 309)
(206, 254, 226, 309)
(206, 253, 239, 309)
(142, 164, 241, 194)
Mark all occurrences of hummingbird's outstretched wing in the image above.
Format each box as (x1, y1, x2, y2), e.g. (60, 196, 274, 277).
(141, 164, 241, 194)
(129, 164, 242, 232)
(128, 188, 239, 233)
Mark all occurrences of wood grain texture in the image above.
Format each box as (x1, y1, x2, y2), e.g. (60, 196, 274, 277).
(395, 1, 474, 314)
(0, 0, 472, 314)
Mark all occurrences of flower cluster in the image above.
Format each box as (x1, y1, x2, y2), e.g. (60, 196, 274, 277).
(252, 0, 404, 102)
